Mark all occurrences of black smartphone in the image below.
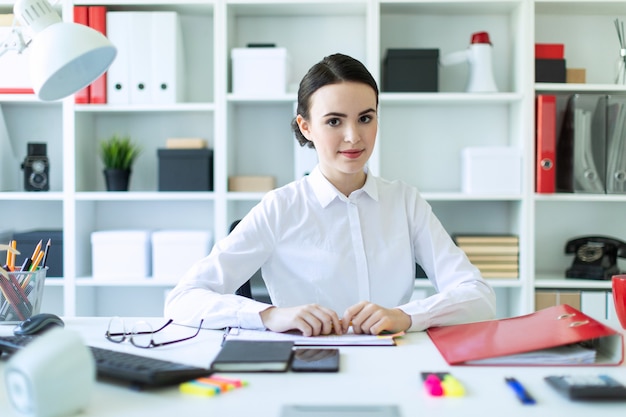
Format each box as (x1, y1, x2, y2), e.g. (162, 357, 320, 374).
(290, 348, 340, 372)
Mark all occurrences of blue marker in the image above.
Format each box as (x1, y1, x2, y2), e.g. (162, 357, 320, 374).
(505, 377, 536, 405)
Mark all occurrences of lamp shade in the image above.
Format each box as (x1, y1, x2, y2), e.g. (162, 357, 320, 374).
(14, 0, 117, 101)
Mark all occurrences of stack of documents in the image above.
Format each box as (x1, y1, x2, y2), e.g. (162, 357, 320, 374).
(453, 234, 519, 278)
(223, 328, 403, 346)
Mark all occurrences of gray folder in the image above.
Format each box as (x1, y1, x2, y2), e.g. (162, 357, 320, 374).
(556, 94, 607, 193)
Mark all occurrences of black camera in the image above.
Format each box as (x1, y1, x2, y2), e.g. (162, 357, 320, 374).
(21, 143, 50, 191)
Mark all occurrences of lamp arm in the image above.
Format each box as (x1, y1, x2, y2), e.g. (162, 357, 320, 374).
(0, 26, 30, 59)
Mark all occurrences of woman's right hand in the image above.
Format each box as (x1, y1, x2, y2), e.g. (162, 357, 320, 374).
(259, 304, 343, 337)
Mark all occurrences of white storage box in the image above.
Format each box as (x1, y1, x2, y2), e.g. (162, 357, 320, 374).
(151, 230, 213, 280)
(91, 230, 151, 279)
(462, 147, 522, 194)
(231, 47, 290, 95)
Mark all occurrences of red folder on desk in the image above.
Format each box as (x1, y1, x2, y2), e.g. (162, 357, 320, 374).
(427, 304, 624, 366)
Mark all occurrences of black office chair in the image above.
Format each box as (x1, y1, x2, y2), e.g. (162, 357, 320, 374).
(229, 219, 254, 299)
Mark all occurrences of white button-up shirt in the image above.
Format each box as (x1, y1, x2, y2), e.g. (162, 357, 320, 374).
(165, 166, 496, 332)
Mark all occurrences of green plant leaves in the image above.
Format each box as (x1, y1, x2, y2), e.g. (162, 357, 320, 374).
(99, 134, 141, 170)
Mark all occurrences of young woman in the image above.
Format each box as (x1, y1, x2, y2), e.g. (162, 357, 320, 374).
(165, 53, 496, 336)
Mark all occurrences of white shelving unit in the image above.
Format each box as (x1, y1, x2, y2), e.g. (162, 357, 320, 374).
(1, 0, 624, 319)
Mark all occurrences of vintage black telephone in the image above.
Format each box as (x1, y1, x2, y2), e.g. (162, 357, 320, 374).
(565, 236, 626, 280)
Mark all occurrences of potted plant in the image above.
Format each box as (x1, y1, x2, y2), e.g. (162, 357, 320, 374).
(99, 134, 141, 191)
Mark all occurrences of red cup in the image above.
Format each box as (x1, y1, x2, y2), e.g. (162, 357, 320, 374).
(612, 275, 626, 329)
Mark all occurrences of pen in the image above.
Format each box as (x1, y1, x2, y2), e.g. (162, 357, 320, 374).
(505, 377, 536, 405)
(221, 327, 230, 346)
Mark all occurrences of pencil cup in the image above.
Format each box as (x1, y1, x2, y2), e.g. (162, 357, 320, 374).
(0, 267, 47, 323)
(612, 274, 626, 329)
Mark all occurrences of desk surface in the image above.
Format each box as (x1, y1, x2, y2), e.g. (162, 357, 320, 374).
(1, 318, 625, 417)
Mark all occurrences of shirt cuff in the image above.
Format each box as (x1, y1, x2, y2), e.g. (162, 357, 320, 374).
(236, 300, 272, 330)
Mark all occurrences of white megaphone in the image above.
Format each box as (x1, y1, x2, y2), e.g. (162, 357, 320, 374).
(441, 31, 498, 93)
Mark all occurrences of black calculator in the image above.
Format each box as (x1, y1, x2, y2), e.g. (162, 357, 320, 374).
(545, 375, 626, 400)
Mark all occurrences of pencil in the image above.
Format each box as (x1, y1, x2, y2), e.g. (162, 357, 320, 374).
(8, 240, 17, 271)
(31, 240, 42, 263)
(29, 251, 44, 272)
(4, 241, 11, 266)
(41, 238, 52, 268)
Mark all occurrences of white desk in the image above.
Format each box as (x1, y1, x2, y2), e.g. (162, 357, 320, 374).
(1, 317, 625, 417)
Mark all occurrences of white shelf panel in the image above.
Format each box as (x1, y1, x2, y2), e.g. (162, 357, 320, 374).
(380, 92, 523, 105)
(422, 192, 523, 201)
(534, 193, 626, 203)
(0, 192, 65, 201)
(76, 278, 178, 287)
(75, 103, 216, 113)
(74, 191, 215, 201)
(535, 275, 613, 290)
(227, 94, 296, 103)
(0, 94, 39, 103)
(535, 83, 626, 92)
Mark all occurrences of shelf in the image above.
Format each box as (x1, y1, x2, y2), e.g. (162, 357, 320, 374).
(535, 83, 626, 92)
(74, 103, 216, 113)
(0, 192, 65, 201)
(75, 278, 178, 287)
(380, 92, 523, 105)
(421, 192, 523, 201)
(534, 275, 613, 290)
(534, 193, 626, 202)
(74, 191, 215, 201)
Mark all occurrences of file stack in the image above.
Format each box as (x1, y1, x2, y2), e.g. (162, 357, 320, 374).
(106, 11, 185, 105)
(453, 235, 519, 278)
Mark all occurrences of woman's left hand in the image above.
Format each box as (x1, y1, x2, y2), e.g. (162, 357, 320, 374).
(342, 301, 411, 335)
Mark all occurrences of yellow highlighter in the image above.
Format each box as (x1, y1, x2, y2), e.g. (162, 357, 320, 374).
(441, 374, 465, 397)
(179, 380, 220, 397)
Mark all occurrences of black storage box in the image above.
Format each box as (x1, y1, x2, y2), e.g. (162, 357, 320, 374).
(13, 229, 63, 277)
(383, 49, 439, 92)
(535, 59, 566, 83)
(158, 148, 214, 191)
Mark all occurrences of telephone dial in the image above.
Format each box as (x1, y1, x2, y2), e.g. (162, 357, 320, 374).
(565, 236, 626, 280)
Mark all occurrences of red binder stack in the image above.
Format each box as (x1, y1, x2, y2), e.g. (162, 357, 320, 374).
(73, 6, 108, 104)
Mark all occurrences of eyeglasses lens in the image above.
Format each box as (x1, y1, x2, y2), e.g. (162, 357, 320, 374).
(130, 321, 154, 348)
(107, 317, 126, 343)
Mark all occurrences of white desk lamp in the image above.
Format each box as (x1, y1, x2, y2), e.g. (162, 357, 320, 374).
(0, 0, 116, 101)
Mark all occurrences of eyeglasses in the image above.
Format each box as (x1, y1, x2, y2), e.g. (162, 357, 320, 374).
(105, 317, 204, 349)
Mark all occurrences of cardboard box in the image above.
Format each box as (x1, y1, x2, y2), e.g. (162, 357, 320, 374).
(566, 68, 586, 84)
(383, 49, 439, 92)
(462, 147, 522, 194)
(13, 230, 63, 278)
(231, 47, 290, 95)
(228, 176, 276, 192)
(158, 148, 214, 191)
(91, 230, 151, 279)
(151, 230, 213, 280)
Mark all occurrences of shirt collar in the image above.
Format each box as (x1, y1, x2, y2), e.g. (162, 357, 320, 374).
(308, 165, 379, 208)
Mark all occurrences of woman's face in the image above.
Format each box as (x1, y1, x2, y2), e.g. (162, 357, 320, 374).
(297, 81, 378, 187)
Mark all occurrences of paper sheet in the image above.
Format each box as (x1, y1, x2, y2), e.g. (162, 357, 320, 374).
(224, 328, 403, 346)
